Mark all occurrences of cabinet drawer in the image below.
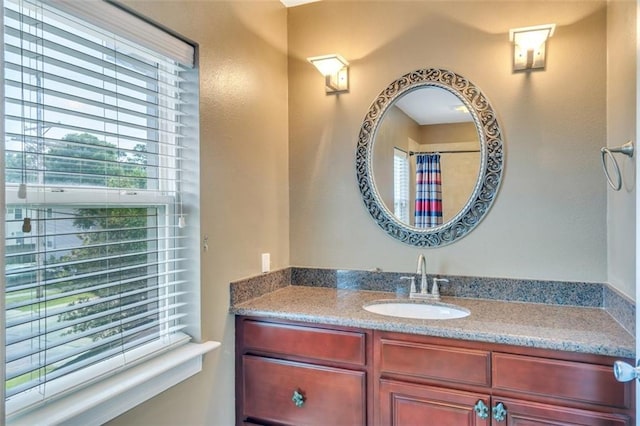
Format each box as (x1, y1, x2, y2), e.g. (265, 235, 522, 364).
(493, 353, 631, 409)
(242, 320, 366, 366)
(378, 338, 491, 387)
(242, 355, 366, 425)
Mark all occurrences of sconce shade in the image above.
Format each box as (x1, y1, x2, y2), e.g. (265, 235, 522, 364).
(509, 24, 555, 71)
(307, 54, 349, 94)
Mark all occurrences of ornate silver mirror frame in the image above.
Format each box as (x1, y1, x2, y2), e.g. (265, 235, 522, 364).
(356, 68, 504, 247)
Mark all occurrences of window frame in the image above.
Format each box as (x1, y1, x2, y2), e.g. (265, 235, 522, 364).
(393, 147, 410, 224)
(1, 1, 216, 423)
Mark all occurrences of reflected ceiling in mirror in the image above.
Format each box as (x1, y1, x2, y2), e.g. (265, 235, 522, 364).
(356, 69, 504, 247)
(395, 87, 472, 125)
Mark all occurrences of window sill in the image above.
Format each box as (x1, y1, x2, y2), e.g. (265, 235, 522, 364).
(7, 341, 220, 426)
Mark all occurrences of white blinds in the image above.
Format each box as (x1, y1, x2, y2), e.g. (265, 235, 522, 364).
(4, 0, 197, 414)
(43, 0, 195, 67)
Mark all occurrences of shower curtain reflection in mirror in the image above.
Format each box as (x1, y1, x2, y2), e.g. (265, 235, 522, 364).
(414, 153, 442, 227)
(390, 146, 480, 228)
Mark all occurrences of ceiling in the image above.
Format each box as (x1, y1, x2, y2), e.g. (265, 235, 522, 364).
(280, 0, 319, 7)
(394, 88, 473, 125)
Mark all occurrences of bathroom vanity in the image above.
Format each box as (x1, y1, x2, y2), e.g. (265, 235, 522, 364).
(236, 316, 633, 425)
(232, 284, 635, 426)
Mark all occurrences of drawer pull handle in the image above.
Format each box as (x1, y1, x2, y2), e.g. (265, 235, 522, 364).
(474, 400, 489, 419)
(492, 402, 507, 422)
(292, 389, 305, 407)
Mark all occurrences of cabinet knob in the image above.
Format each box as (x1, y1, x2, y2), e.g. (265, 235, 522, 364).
(291, 389, 305, 407)
(614, 360, 640, 382)
(474, 400, 489, 419)
(492, 402, 507, 422)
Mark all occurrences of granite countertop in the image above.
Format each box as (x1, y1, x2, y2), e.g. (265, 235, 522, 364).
(230, 285, 635, 358)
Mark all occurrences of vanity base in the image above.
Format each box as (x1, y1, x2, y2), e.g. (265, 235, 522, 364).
(235, 316, 634, 426)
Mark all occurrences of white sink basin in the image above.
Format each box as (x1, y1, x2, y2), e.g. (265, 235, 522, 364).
(363, 300, 470, 320)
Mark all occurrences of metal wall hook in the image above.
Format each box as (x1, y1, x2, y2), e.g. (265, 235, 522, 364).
(605, 140, 634, 157)
(601, 141, 634, 191)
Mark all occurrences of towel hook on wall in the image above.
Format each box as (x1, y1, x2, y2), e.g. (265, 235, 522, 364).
(601, 141, 634, 191)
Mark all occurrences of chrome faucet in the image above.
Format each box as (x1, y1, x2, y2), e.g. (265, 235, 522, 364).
(416, 254, 428, 295)
(409, 254, 448, 300)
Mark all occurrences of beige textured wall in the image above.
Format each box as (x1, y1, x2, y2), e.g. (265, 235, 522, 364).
(108, 1, 289, 425)
(606, 0, 636, 300)
(289, 1, 609, 283)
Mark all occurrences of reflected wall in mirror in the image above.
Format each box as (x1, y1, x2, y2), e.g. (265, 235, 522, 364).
(372, 87, 481, 227)
(356, 69, 503, 247)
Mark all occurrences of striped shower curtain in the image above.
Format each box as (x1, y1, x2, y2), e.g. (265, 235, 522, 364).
(414, 153, 443, 227)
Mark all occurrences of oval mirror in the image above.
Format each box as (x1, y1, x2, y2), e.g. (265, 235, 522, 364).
(356, 69, 503, 247)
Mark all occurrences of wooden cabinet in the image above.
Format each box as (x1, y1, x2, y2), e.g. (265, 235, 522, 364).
(235, 317, 371, 425)
(236, 317, 634, 426)
(376, 334, 492, 425)
(378, 378, 629, 426)
(494, 396, 631, 425)
(242, 355, 366, 425)
(379, 379, 490, 425)
(376, 331, 634, 426)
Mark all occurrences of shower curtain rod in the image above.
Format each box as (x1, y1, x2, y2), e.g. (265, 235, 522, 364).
(409, 149, 480, 155)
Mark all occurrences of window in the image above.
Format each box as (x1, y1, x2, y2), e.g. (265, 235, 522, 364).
(393, 148, 410, 223)
(3, 0, 201, 419)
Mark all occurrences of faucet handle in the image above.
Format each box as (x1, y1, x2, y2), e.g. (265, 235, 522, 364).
(431, 278, 449, 298)
(400, 276, 416, 294)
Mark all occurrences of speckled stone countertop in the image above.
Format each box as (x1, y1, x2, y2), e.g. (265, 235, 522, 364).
(230, 285, 634, 359)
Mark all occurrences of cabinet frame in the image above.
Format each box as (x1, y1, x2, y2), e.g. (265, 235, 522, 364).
(235, 316, 374, 426)
(374, 331, 635, 426)
(235, 317, 634, 426)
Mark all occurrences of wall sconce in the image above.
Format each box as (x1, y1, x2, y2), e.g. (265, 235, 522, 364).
(307, 54, 349, 94)
(509, 24, 555, 71)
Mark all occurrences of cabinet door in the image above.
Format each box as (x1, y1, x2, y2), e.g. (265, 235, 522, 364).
(242, 355, 366, 426)
(378, 379, 491, 426)
(493, 397, 632, 426)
